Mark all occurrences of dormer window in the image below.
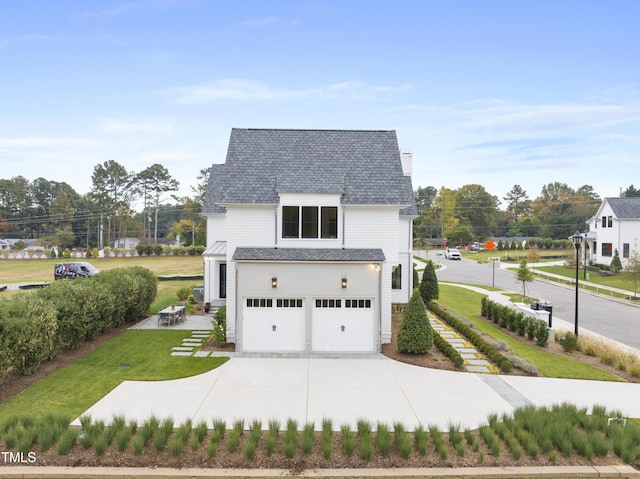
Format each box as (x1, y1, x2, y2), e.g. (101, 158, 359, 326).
(282, 206, 338, 239)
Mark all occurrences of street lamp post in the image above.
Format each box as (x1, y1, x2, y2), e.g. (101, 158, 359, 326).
(570, 230, 583, 337)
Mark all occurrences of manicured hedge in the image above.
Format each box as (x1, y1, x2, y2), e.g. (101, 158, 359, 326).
(0, 267, 157, 382)
(481, 298, 550, 347)
(432, 328, 464, 368)
(427, 301, 513, 372)
(0, 294, 58, 378)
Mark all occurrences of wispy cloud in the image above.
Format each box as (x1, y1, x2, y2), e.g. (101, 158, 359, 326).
(100, 116, 176, 134)
(238, 17, 279, 27)
(162, 78, 412, 104)
(75, 0, 191, 20)
(0, 34, 54, 49)
(0, 137, 98, 149)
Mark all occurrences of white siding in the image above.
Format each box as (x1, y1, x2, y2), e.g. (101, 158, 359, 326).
(205, 214, 227, 247)
(343, 206, 399, 343)
(226, 206, 276, 247)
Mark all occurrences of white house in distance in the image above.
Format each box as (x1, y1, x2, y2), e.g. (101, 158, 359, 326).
(202, 128, 417, 354)
(585, 197, 640, 266)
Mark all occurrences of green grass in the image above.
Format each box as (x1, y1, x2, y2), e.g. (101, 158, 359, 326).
(437, 284, 625, 381)
(0, 330, 228, 419)
(0, 256, 203, 284)
(535, 265, 630, 289)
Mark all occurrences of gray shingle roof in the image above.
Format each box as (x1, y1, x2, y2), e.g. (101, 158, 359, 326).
(233, 247, 386, 262)
(607, 197, 640, 219)
(202, 129, 416, 214)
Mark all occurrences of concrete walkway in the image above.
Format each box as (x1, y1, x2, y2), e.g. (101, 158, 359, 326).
(74, 353, 640, 431)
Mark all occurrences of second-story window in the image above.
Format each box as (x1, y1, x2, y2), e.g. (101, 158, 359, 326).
(282, 206, 338, 239)
(302, 207, 318, 238)
(283, 206, 299, 238)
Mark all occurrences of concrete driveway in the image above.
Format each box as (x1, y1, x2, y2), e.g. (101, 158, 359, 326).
(74, 357, 640, 430)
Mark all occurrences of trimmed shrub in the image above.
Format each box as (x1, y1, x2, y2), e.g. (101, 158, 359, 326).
(535, 320, 550, 347)
(561, 332, 579, 353)
(419, 260, 439, 302)
(0, 294, 58, 377)
(397, 289, 433, 353)
(212, 306, 227, 344)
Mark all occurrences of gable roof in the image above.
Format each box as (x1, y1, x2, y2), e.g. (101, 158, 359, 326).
(203, 129, 417, 215)
(605, 197, 640, 219)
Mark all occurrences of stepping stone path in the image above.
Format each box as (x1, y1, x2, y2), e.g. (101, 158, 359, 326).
(428, 314, 494, 374)
(170, 331, 212, 357)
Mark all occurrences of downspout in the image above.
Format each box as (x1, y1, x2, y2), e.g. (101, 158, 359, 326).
(378, 261, 382, 352)
(342, 206, 346, 248)
(275, 206, 278, 247)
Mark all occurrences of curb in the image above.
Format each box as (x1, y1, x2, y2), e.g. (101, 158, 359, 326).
(1, 465, 639, 478)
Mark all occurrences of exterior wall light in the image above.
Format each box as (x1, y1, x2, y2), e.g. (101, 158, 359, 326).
(341, 277, 347, 288)
(272, 277, 277, 288)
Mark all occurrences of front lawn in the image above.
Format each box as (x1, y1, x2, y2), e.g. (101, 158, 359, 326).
(436, 284, 624, 381)
(0, 330, 228, 419)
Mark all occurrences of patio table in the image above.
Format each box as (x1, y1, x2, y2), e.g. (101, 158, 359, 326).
(158, 305, 186, 326)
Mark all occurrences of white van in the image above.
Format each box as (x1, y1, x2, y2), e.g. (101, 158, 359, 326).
(54, 262, 100, 280)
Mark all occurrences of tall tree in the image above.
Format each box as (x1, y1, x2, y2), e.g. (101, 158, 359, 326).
(137, 164, 179, 244)
(454, 184, 499, 238)
(503, 185, 532, 222)
(191, 167, 212, 205)
(622, 185, 640, 197)
(91, 160, 135, 247)
(414, 185, 438, 215)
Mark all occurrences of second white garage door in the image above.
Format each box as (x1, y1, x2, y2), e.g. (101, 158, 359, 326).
(312, 298, 374, 352)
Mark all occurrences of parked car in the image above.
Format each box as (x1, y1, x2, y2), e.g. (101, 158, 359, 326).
(445, 248, 462, 260)
(54, 262, 100, 280)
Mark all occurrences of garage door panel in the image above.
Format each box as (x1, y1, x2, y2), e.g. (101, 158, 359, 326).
(243, 298, 305, 352)
(312, 298, 374, 352)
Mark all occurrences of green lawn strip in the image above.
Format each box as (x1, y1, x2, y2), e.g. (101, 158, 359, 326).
(535, 265, 629, 289)
(0, 256, 203, 284)
(0, 330, 227, 419)
(438, 284, 624, 382)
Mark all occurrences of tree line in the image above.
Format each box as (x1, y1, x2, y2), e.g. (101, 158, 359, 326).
(414, 182, 640, 245)
(0, 161, 211, 250)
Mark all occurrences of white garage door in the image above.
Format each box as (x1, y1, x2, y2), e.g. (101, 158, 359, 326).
(312, 299, 374, 352)
(243, 298, 305, 352)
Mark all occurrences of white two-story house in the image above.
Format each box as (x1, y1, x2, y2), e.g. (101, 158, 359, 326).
(202, 129, 417, 353)
(585, 197, 640, 266)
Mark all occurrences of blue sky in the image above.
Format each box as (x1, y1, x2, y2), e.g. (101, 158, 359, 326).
(1, 0, 639, 206)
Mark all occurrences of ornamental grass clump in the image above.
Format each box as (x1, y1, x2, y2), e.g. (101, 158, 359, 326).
(397, 288, 433, 353)
(321, 418, 333, 460)
(301, 422, 315, 455)
(414, 425, 428, 455)
(55, 428, 77, 455)
(375, 422, 393, 457)
(341, 424, 356, 457)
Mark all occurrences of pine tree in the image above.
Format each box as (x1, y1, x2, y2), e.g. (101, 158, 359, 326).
(420, 260, 439, 302)
(397, 288, 433, 353)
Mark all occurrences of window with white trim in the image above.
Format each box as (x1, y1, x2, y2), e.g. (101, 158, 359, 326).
(282, 206, 338, 239)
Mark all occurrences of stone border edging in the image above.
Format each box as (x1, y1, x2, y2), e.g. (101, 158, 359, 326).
(1, 466, 639, 478)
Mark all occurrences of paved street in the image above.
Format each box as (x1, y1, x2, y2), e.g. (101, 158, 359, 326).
(421, 251, 640, 352)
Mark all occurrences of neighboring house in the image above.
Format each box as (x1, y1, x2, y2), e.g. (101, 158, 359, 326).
(585, 197, 640, 266)
(113, 238, 142, 249)
(202, 129, 417, 354)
